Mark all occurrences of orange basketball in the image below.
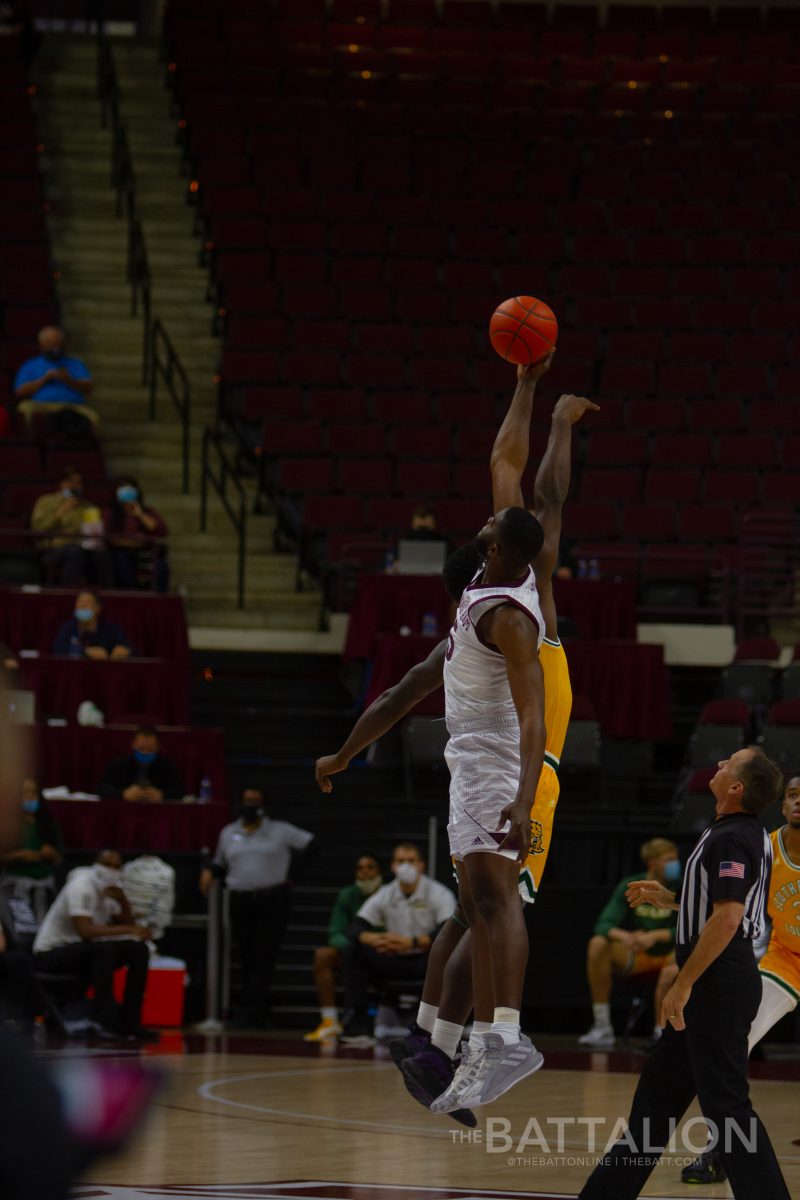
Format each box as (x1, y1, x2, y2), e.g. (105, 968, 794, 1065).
(489, 296, 558, 366)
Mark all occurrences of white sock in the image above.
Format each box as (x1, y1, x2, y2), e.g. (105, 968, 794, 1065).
(469, 1020, 492, 1053)
(593, 1002, 612, 1028)
(492, 1006, 521, 1046)
(652, 1025, 662, 1040)
(321, 1007, 338, 1022)
(431, 1018, 463, 1061)
(416, 1001, 438, 1034)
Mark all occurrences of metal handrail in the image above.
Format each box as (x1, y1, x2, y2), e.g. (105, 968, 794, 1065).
(200, 426, 247, 609)
(148, 320, 191, 495)
(127, 217, 151, 383)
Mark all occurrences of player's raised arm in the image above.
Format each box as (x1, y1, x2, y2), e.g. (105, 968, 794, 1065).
(533, 393, 600, 579)
(314, 639, 446, 793)
(490, 354, 554, 514)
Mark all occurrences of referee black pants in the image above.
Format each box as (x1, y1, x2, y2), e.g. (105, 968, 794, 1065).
(580, 939, 790, 1200)
(229, 885, 291, 1022)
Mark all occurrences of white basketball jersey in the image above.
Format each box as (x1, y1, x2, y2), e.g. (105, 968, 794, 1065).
(443, 566, 545, 731)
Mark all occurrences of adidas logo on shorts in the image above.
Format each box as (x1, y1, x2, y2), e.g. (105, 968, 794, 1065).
(471, 837, 483, 846)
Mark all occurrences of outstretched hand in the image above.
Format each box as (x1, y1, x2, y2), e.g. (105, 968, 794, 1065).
(552, 393, 600, 424)
(315, 754, 348, 793)
(517, 351, 555, 384)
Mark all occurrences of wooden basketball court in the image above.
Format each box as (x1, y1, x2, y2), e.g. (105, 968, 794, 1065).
(67, 1034, 800, 1199)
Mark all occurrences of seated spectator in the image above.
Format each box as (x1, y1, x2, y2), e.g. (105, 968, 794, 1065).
(52, 589, 131, 661)
(0, 641, 18, 674)
(104, 476, 169, 592)
(32, 848, 153, 1039)
(0, 778, 63, 922)
(407, 504, 443, 542)
(120, 855, 175, 942)
(578, 837, 680, 1050)
(0, 885, 57, 1032)
(14, 325, 99, 431)
(340, 842, 456, 1043)
(304, 853, 383, 1043)
(99, 726, 184, 803)
(31, 467, 113, 587)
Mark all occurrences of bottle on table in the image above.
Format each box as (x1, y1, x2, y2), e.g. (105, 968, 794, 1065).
(589, 558, 601, 581)
(577, 558, 588, 579)
(198, 777, 212, 805)
(383, 551, 396, 574)
(421, 612, 437, 637)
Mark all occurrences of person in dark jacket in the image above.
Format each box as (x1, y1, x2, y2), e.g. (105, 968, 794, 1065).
(52, 591, 131, 660)
(103, 476, 169, 592)
(98, 726, 183, 803)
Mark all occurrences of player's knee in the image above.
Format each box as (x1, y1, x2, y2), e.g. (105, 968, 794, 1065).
(587, 935, 610, 961)
(315, 946, 338, 968)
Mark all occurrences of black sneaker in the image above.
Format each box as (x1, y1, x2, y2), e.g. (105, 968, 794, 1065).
(681, 1150, 727, 1184)
(388, 1025, 430, 1067)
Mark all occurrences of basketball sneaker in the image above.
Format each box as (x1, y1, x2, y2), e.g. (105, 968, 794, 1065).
(304, 1018, 342, 1042)
(434, 1032, 543, 1110)
(578, 1023, 616, 1049)
(681, 1149, 727, 1184)
(388, 1025, 430, 1067)
(400, 1044, 477, 1128)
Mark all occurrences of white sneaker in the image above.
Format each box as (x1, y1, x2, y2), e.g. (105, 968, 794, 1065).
(578, 1023, 615, 1048)
(430, 1041, 479, 1113)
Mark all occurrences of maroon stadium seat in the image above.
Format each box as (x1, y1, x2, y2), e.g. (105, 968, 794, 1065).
(562, 502, 619, 540)
(261, 421, 323, 456)
(621, 504, 676, 540)
(579, 468, 643, 502)
(338, 458, 393, 494)
(644, 469, 701, 503)
(393, 425, 453, 459)
(677, 505, 735, 541)
(651, 434, 713, 467)
(627, 400, 685, 431)
(717, 434, 777, 469)
(277, 458, 335, 494)
(703, 471, 760, 505)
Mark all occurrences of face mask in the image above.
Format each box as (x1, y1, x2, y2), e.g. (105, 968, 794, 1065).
(44, 349, 61, 361)
(662, 860, 682, 884)
(134, 749, 156, 766)
(241, 807, 261, 824)
(394, 862, 419, 886)
(117, 485, 139, 504)
(22, 798, 40, 814)
(92, 864, 121, 889)
(356, 875, 382, 895)
(75, 607, 94, 623)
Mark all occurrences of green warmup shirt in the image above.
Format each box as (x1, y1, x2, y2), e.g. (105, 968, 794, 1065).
(593, 872, 676, 958)
(7, 820, 63, 881)
(327, 883, 377, 948)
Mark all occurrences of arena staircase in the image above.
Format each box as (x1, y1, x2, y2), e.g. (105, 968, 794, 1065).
(34, 34, 323, 635)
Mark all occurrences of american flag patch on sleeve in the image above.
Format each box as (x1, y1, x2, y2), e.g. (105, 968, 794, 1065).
(719, 861, 746, 879)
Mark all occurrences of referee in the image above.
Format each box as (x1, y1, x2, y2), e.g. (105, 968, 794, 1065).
(579, 748, 790, 1200)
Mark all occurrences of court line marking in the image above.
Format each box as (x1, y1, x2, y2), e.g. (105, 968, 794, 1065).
(197, 1067, 452, 1137)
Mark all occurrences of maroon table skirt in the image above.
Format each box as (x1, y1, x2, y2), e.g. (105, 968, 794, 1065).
(552, 577, 637, 641)
(0, 587, 190, 668)
(33, 723, 227, 800)
(344, 574, 452, 660)
(48, 798, 228, 854)
(344, 573, 637, 661)
(364, 635, 672, 741)
(20, 656, 190, 726)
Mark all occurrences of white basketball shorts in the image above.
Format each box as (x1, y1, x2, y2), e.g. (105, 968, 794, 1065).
(445, 713, 521, 862)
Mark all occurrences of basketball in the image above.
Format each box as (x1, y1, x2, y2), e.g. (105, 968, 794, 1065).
(489, 296, 558, 366)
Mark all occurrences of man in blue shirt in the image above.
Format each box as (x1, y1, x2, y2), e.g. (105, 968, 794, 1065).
(14, 326, 99, 428)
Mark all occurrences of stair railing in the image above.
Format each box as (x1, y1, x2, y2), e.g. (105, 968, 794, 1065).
(148, 319, 192, 495)
(200, 426, 247, 609)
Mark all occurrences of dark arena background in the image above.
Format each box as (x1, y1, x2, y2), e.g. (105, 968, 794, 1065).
(0, 0, 798, 1197)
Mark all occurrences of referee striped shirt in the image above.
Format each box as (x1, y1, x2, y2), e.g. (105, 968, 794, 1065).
(676, 811, 772, 947)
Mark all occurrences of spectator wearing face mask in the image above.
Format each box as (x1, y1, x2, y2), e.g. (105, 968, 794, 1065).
(13, 326, 98, 429)
(32, 848, 154, 1039)
(104, 477, 169, 592)
(52, 590, 131, 661)
(98, 726, 184, 804)
(339, 842, 456, 1043)
(304, 853, 384, 1043)
(200, 789, 317, 1029)
(0, 778, 63, 922)
(31, 468, 113, 588)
